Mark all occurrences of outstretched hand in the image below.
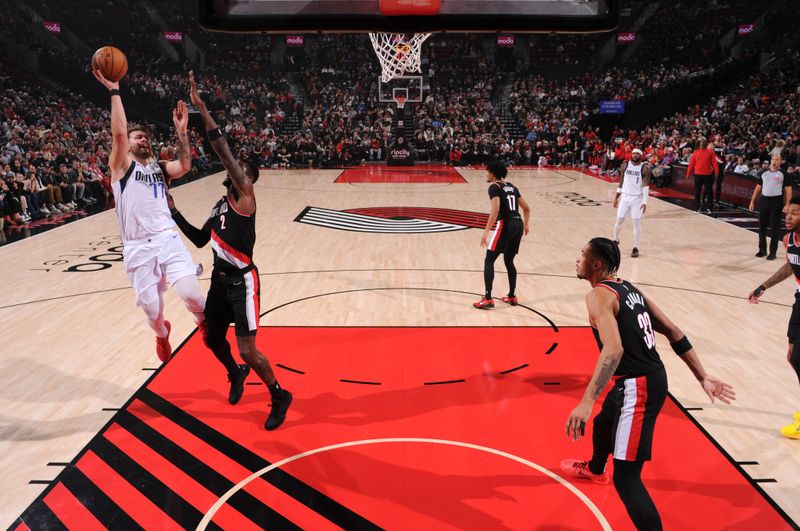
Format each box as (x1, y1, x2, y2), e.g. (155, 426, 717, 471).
(173, 101, 189, 133)
(188, 70, 205, 109)
(701, 375, 736, 404)
(92, 69, 119, 91)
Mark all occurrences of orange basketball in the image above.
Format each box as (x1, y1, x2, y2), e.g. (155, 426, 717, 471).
(91, 46, 128, 82)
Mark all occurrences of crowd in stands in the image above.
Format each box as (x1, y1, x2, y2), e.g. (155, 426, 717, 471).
(0, 65, 208, 228)
(2, 0, 798, 235)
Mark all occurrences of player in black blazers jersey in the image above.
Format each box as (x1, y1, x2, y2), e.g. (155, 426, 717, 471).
(748, 197, 800, 439)
(563, 237, 735, 530)
(474, 161, 530, 309)
(168, 72, 292, 431)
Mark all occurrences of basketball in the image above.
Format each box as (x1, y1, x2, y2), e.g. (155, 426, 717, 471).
(91, 46, 128, 82)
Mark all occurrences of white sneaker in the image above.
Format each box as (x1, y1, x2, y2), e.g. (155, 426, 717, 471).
(40, 207, 51, 215)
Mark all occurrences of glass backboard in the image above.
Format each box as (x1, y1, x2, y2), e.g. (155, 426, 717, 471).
(199, 0, 619, 33)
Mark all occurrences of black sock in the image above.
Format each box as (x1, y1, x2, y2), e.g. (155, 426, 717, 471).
(267, 380, 287, 400)
(588, 455, 606, 475)
(485, 291, 492, 299)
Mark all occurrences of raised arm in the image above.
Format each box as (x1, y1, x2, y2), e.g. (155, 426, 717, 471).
(566, 287, 623, 440)
(189, 71, 254, 212)
(92, 70, 131, 182)
(164, 101, 192, 181)
(644, 294, 735, 404)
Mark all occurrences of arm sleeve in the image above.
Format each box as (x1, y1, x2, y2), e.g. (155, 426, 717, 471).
(172, 210, 211, 248)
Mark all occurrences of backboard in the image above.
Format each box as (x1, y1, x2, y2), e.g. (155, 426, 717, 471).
(199, 0, 620, 33)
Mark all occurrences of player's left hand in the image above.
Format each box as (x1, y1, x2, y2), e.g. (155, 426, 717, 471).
(565, 401, 592, 441)
(173, 100, 189, 133)
(701, 375, 736, 404)
(480, 233, 489, 247)
(641, 204, 647, 214)
(523, 225, 530, 236)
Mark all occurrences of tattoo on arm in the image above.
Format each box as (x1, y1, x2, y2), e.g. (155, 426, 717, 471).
(590, 356, 619, 400)
(177, 132, 190, 167)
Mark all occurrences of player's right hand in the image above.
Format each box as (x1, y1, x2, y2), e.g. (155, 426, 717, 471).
(747, 286, 764, 303)
(92, 69, 119, 91)
(188, 70, 205, 108)
(612, 198, 619, 208)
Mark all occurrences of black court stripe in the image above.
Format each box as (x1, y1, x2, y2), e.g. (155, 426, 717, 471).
(18, 502, 67, 531)
(58, 467, 142, 530)
(91, 436, 215, 530)
(115, 409, 300, 529)
(499, 363, 529, 375)
(138, 388, 382, 530)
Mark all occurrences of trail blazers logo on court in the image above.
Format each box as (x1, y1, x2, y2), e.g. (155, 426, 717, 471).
(294, 206, 490, 234)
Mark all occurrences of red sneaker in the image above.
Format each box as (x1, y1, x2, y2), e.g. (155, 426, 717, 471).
(197, 319, 209, 346)
(472, 297, 494, 309)
(501, 295, 518, 306)
(156, 321, 172, 362)
(560, 459, 610, 485)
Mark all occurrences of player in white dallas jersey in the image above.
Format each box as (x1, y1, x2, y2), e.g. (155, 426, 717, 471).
(612, 148, 652, 258)
(94, 69, 206, 363)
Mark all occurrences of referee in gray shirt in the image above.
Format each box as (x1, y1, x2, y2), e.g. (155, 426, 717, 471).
(749, 154, 792, 260)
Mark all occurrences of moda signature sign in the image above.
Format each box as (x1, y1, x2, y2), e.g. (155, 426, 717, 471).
(32, 235, 123, 273)
(543, 192, 604, 206)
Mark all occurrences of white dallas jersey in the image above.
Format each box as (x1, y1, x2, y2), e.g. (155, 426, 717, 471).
(621, 161, 645, 196)
(111, 160, 175, 242)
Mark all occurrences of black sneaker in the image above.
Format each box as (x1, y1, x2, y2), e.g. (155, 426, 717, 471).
(228, 364, 250, 405)
(755, 251, 766, 258)
(767, 254, 777, 261)
(265, 390, 293, 431)
(631, 247, 639, 258)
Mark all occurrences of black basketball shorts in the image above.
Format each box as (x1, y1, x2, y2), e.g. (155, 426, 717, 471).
(487, 218, 523, 256)
(205, 266, 260, 337)
(594, 367, 668, 462)
(787, 292, 800, 342)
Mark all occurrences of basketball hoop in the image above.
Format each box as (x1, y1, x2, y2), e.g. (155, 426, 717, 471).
(369, 32, 431, 83)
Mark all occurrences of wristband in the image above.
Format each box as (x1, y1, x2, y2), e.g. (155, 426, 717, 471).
(109, 89, 120, 97)
(753, 284, 766, 298)
(641, 186, 650, 204)
(169, 207, 179, 216)
(207, 127, 224, 141)
(616, 187, 622, 193)
(670, 335, 693, 356)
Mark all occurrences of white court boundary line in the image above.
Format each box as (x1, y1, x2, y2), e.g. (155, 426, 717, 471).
(197, 437, 611, 530)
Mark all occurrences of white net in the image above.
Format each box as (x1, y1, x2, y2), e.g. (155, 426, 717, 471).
(369, 32, 431, 83)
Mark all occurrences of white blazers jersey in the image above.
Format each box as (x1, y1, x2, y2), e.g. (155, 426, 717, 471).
(112, 160, 175, 243)
(621, 162, 645, 196)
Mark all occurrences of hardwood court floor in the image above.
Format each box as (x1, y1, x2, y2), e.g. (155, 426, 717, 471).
(1, 165, 798, 528)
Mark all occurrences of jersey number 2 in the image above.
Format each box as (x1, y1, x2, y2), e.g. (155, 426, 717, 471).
(220, 214, 226, 230)
(637, 311, 656, 349)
